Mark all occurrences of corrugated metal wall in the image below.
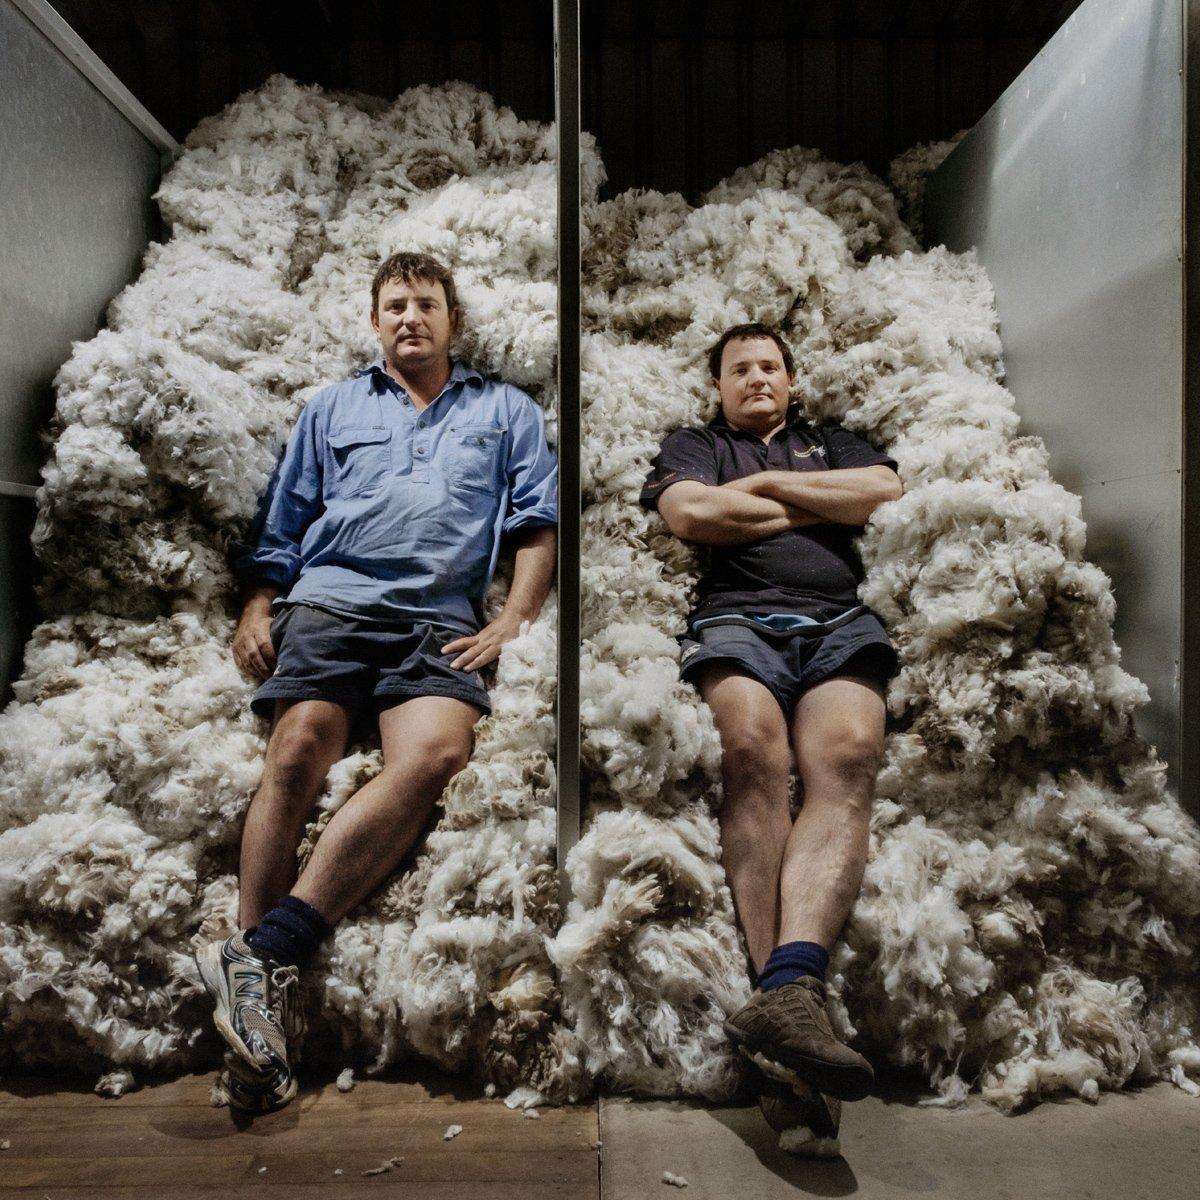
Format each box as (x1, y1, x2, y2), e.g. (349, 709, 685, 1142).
(584, 0, 1080, 197)
(48, 0, 558, 143)
(48, 1, 1082, 199)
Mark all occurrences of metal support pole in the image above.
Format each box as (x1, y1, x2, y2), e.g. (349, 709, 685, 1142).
(555, 0, 582, 899)
(1183, 0, 1199, 815)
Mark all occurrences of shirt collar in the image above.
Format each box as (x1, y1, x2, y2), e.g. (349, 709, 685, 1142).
(708, 402, 812, 436)
(353, 358, 484, 393)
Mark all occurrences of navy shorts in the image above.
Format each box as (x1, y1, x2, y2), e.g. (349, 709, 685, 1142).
(677, 609, 898, 717)
(250, 604, 491, 736)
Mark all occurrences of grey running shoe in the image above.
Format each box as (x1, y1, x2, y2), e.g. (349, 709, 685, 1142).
(758, 1077, 842, 1157)
(196, 931, 298, 1081)
(724, 976, 874, 1101)
(217, 1048, 298, 1114)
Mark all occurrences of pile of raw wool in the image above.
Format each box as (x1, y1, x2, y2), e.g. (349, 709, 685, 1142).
(0, 75, 588, 1098)
(556, 144, 1200, 1109)
(1, 72, 1197, 1114)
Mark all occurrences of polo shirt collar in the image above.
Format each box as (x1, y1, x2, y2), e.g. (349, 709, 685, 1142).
(708, 402, 812, 436)
(354, 358, 484, 393)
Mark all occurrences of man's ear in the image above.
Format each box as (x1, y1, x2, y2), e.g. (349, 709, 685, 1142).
(370, 305, 380, 335)
(450, 306, 462, 337)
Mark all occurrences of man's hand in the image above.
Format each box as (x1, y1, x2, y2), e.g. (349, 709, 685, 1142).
(232, 586, 278, 679)
(441, 611, 525, 672)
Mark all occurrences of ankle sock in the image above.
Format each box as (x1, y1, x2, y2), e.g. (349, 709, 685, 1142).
(245, 895, 334, 968)
(757, 940, 829, 991)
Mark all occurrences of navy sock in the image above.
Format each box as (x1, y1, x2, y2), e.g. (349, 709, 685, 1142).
(757, 940, 829, 991)
(246, 895, 334, 968)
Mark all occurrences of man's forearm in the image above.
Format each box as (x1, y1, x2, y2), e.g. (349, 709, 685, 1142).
(672, 486, 822, 546)
(240, 583, 279, 617)
(741, 467, 902, 525)
(502, 526, 556, 621)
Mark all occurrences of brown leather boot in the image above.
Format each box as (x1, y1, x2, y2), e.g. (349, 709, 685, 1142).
(724, 976, 874, 1101)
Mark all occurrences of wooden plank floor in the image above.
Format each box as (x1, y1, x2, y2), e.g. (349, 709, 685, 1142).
(0, 1065, 601, 1198)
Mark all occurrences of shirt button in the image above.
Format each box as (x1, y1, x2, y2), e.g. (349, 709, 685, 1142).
(403, 398, 410, 406)
(416, 447, 425, 455)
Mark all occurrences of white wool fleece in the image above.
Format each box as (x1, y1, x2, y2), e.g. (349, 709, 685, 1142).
(555, 138, 1200, 1109)
(0, 77, 1196, 1110)
(0, 76, 588, 1098)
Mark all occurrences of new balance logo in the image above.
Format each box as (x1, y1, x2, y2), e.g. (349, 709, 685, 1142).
(234, 970, 264, 1001)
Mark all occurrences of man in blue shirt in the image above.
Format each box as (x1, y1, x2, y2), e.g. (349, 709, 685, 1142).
(196, 251, 557, 1110)
(641, 323, 902, 1118)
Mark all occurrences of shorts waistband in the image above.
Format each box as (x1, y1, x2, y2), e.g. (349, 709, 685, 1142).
(689, 605, 869, 640)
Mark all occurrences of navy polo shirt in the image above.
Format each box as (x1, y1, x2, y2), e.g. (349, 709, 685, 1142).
(639, 406, 898, 621)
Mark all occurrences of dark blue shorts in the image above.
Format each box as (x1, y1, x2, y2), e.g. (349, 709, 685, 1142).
(250, 604, 491, 736)
(677, 609, 898, 717)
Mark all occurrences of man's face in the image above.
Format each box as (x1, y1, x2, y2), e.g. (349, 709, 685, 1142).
(715, 336, 792, 432)
(371, 275, 459, 368)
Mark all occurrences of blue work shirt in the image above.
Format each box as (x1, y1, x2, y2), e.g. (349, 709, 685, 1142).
(230, 359, 558, 632)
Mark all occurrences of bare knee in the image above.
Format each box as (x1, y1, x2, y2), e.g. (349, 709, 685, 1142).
(406, 733, 472, 787)
(268, 710, 345, 780)
(718, 718, 792, 819)
(800, 728, 884, 806)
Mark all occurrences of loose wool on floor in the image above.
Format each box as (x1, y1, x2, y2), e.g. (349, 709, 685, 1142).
(0, 78, 1196, 1111)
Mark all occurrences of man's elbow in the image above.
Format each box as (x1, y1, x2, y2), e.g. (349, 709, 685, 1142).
(661, 508, 698, 542)
(656, 491, 702, 542)
(860, 472, 903, 522)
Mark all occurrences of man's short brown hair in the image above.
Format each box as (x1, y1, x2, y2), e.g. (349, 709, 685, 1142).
(371, 251, 459, 315)
(707, 323, 796, 380)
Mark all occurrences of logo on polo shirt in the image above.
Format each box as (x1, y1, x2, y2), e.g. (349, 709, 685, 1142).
(793, 445, 825, 459)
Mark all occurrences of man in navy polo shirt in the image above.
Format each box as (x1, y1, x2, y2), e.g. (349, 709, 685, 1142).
(641, 322, 902, 1107)
(195, 251, 557, 1110)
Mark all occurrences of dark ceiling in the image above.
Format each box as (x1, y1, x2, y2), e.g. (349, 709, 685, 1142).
(48, 0, 1083, 198)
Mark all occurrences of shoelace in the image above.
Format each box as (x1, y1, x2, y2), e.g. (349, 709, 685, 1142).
(270, 963, 303, 1042)
(271, 964, 299, 991)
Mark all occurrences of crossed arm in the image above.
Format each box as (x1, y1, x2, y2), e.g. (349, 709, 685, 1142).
(657, 465, 903, 546)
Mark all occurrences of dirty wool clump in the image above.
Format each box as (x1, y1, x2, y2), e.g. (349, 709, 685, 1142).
(0, 75, 589, 1096)
(2, 76, 1198, 1112)
(556, 143, 1200, 1109)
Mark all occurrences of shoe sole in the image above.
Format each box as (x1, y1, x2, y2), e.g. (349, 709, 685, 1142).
(725, 1021, 874, 1102)
(221, 1052, 299, 1113)
(195, 943, 271, 1074)
(760, 1087, 841, 1141)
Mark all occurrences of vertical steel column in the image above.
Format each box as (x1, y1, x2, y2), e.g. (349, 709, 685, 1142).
(555, 0, 582, 897)
(1184, 0, 1200, 814)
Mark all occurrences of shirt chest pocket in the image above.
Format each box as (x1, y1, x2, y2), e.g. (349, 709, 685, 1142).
(451, 423, 505, 494)
(327, 426, 392, 498)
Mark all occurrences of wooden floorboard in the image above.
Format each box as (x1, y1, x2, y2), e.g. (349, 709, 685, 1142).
(0, 1065, 601, 1198)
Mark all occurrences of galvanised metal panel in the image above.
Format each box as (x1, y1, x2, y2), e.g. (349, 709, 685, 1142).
(0, 0, 170, 701)
(0, 0, 164, 489)
(924, 0, 1188, 806)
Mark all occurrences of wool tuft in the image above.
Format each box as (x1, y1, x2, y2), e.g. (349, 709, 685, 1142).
(0, 78, 1196, 1114)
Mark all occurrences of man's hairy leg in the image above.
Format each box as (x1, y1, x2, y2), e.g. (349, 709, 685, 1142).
(290, 695, 480, 925)
(239, 698, 351, 929)
(699, 665, 795, 977)
(779, 674, 886, 949)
